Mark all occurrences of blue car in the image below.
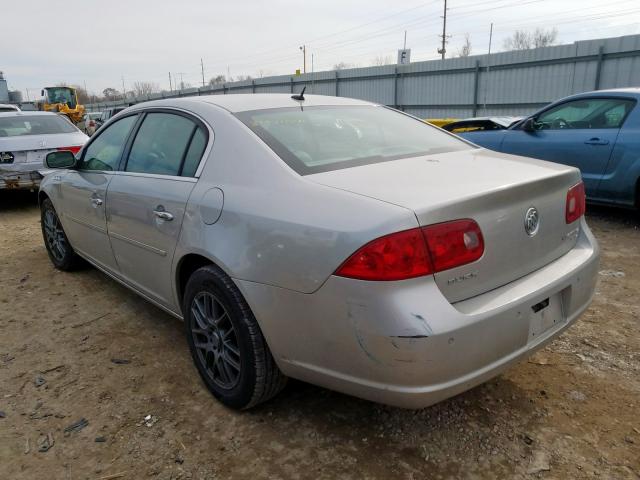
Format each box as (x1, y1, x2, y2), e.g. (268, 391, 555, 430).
(458, 89, 640, 210)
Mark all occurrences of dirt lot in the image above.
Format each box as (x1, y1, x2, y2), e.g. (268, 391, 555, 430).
(0, 190, 638, 480)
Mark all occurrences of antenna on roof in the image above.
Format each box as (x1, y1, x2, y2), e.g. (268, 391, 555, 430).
(291, 86, 306, 101)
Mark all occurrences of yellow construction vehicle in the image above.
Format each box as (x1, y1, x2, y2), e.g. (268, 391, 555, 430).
(37, 86, 85, 124)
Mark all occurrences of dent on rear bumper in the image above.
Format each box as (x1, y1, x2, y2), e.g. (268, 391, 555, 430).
(236, 218, 599, 408)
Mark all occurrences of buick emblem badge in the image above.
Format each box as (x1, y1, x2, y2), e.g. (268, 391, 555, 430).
(524, 207, 540, 236)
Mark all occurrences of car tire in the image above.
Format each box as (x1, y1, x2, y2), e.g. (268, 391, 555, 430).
(183, 265, 287, 409)
(40, 198, 82, 271)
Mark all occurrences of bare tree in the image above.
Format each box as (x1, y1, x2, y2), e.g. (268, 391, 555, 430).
(132, 81, 160, 97)
(102, 87, 120, 101)
(371, 55, 393, 66)
(208, 75, 227, 86)
(457, 34, 472, 57)
(333, 62, 355, 71)
(532, 27, 558, 48)
(503, 28, 557, 51)
(71, 85, 91, 104)
(235, 74, 253, 82)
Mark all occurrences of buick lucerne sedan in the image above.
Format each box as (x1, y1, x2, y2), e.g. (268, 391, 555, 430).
(39, 94, 599, 409)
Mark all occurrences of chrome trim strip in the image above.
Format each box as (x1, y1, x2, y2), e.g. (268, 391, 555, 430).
(109, 231, 167, 257)
(112, 171, 197, 182)
(64, 214, 107, 233)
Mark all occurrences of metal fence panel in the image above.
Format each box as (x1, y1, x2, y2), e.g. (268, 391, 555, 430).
(85, 34, 640, 117)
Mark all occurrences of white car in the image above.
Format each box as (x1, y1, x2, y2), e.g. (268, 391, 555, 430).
(0, 103, 20, 113)
(80, 111, 102, 136)
(0, 111, 87, 190)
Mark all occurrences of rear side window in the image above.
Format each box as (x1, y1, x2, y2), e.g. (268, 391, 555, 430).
(0, 115, 77, 137)
(181, 128, 207, 177)
(125, 112, 207, 177)
(81, 115, 138, 171)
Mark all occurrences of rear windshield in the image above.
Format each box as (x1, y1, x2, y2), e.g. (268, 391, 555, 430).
(236, 105, 472, 175)
(0, 115, 77, 137)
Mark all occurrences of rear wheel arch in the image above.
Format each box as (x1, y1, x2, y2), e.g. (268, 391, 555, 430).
(38, 190, 50, 207)
(176, 253, 229, 312)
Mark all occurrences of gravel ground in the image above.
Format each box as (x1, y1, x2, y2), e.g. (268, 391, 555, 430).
(0, 190, 638, 480)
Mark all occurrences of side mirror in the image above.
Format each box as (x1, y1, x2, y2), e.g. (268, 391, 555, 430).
(41, 89, 45, 97)
(46, 150, 77, 169)
(522, 117, 537, 132)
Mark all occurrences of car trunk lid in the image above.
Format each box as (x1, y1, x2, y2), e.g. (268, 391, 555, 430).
(0, 132, 85, 167)
(308, 148, 582, 303)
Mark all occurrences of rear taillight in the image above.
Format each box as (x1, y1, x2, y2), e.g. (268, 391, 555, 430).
(335, 228, 433, 281)
(422, 219, 484, 272)
(335, 219, 484, 281)
(57, 146, 82, 155)
(566, 181, 586, 224)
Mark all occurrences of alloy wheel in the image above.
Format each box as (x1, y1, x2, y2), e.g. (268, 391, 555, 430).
(43, 208, 68, 263)
(190, 292, 242, 389)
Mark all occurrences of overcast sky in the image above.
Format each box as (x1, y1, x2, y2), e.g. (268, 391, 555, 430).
(3, 0, 639, 98)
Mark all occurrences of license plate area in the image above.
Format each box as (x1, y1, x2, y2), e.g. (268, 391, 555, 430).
(528, 293, 565, 341)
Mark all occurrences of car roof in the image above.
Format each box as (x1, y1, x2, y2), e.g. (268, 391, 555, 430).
(560, 88, 640, 101)
(128, 93, 376, 113)
(0, 111, 61, 118)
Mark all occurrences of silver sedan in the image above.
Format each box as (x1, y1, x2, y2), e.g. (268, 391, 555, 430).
(38, 94, 599, 409)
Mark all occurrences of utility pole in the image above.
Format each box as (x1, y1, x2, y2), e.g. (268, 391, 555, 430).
(121, 76, 126, 100)
(483, 22, 494, 113)
(200, 58, 205, 87)
(176, 72, 185, 90)
(438, 0, 449, 60)
(299, 45, 306, 74)
(169, 72, 173, 92)
(404, 30, 407, 50)
(311, 53, 315, 92)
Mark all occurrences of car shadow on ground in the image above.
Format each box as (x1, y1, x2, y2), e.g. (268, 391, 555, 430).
(0, 189, 39, 212)
(586, 203, 638, 227)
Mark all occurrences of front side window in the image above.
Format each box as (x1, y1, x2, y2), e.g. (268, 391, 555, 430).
(535, 98, 635, 130)
(80, 115, 137, 171)
(0, 115, 77, 137)
(236, 105, 471, 175)
(125, 112, 205, 176)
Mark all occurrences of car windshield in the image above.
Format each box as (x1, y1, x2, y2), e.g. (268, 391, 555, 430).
(0, 115, 77, 137)
(236, 105, 472, 175)
(46, 87, 76, 107)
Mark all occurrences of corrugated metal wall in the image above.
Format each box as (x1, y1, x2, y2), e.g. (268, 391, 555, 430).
(87, 34, 640, 118)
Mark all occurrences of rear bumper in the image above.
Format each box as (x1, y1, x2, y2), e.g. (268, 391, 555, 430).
(0, 170, 44, 190)
(237, 218, 599, 408)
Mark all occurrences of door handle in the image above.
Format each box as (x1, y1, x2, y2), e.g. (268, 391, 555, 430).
(153, 210, 174, 221)
(91, 197, 103, 207)
(584, 138, 609, 145)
